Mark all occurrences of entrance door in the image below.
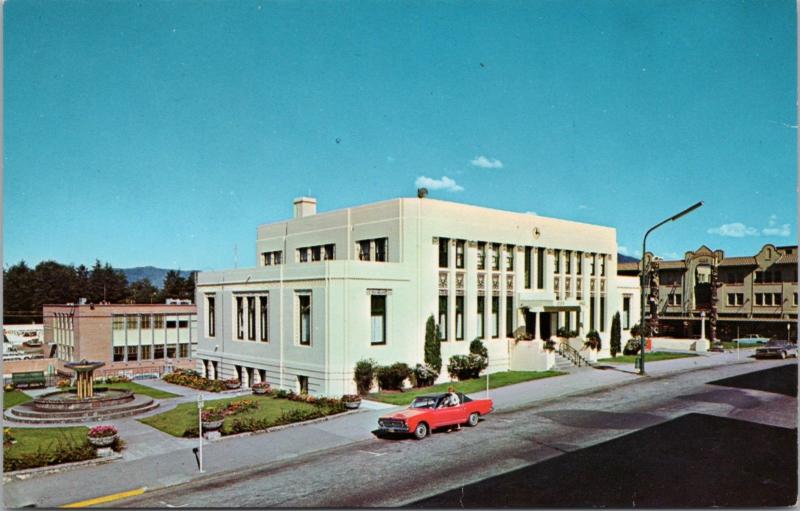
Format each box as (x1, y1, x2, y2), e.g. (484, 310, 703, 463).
(540, 312, 552, 339)
(525, 310, 536, 338)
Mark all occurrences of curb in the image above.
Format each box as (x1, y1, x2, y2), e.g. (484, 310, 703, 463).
(3, 452, 123, 482)
(205, 407, 366, 441)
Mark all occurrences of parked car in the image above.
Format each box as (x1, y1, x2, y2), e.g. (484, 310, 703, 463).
(377, 392, 493, 440)
(755, 340, 797, 359)
(732, 334, 770, 346)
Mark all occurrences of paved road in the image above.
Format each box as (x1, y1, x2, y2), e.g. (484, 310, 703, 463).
(115, 358, 796, 508)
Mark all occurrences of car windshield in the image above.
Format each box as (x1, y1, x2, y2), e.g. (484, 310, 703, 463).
(410, 397, 437, 409)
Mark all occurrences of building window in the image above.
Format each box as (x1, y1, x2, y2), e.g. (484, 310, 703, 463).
(438, 238, 450, 268)
(298, 294, 311, 345)
(477, 296, 485, 338)
(167, 345, 176, 358)
(491, 297, 499, 338)
(477, 242, 486, 270)
(112, 316, 125, 330)
(506, 245, 515, 271)
(298, 248, 309, 263)
(590, 254, 596, 276)
(154, 345, 165, 359)
(537, 248, 545, 289)
(259, 296, 269, 342)
(262, 251, 283, 266)
(370, 295, 387, 345)
(438, 295, 448, 341)
(524, 247, 532, 289)
(374, 239, 387, 262)
(207, 296, 216, 337)
(600, 296, 606, 332)
(589, 296, 595, 331)
(236, 297, 244, 340)
(623, 296, 631, 329)
(358, 240, 372, 261)
(154, 314, 164, 329)
(455, 296, 464, 340)
(600, 256, 606, 276)
(577, 252, 583, 275)
(554, 250, 561, 274)
(113, 346, 125, 362)
(310, 246, 321, 262)
(491, 243, 500, 271)
(141, 345, 152, 360)
(794, 292, 798, 306)
(668, 294, 682, 306)
(141, 314, 152, 329)
(565, 251, 572, 274)
(506, 296, 514, 337)
(727, 293, 744, 306)
(247, 297, 256, 340)
(179, 343, 189, 358)
(456, 240, 465, 269)
(321, 244, 334, 260)
(773, 293, 782, 306)
(755, 293, 764, 306)
(127, 345, 138, 362)
(127, 315, 139, 329)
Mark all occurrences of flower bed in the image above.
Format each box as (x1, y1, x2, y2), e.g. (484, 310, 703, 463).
(163, 370, 226, 392)
(3, 427, 124, 472)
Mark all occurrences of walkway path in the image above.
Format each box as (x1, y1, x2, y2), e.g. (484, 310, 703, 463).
(3, 351, 765, 508)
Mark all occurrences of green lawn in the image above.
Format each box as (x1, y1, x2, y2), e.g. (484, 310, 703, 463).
(102, 381, 179, 399)
(3, 390, 32, 410)
(599, 352, 698, 364)
(4, 426, 89, 457)
(721, 342, 761, 350)
(139, 394, 327, 437)
(366, 370, 567, 406)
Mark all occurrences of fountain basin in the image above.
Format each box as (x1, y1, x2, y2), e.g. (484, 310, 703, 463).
(33, 388, 135, 411)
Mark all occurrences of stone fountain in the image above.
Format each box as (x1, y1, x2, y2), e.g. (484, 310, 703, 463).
(4, 359, 159, 424)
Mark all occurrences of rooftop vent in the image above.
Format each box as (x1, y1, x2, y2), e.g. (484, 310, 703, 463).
(293, 197, 317, 218)
(417, 188, 428, 198)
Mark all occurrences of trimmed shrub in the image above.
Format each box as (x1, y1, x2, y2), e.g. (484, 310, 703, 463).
(411, 363, 438, 387)
(469, 338, 488, 359)
(623, 338, 641, 356)
(424, 315, 442, 374)
(584, 330, 601, 350)
(376, 363, 410, 391)
(556, 327, 579, 338)
(447, 354, 488, 381)
(610, 312, 622, 357)
(353, 358, 378, 395)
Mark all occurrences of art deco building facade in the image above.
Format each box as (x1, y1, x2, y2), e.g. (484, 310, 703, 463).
(618, 244, 797, 341)
(195, 196, 638, 396)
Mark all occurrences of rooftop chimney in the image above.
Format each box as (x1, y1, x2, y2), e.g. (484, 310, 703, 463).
(293, 197, 317, 218)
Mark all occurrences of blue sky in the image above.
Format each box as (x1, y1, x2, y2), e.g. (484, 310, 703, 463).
(4, 0, 796, 271)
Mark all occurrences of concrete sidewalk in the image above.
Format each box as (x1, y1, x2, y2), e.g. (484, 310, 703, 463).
(3, 351, 763, 508)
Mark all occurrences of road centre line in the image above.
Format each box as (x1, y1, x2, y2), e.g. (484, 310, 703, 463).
(60, 487, 147, 508)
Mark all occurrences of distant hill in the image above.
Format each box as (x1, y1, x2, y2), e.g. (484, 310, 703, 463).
(121, 267, 196, 288)
(618, 253, 638, 263)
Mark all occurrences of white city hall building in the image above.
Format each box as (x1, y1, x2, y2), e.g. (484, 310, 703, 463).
(195, 195, 637, 396)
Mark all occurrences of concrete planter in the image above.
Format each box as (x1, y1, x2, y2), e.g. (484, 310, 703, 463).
(252, 388, 269, 395)
(87, 434, 117, 447)
(202, 419, 224, 431)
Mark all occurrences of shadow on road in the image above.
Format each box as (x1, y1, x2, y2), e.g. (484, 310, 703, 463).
(709, 363, 797, 397)
(407, 413, 797, 508)
(536, 409, 664, 430)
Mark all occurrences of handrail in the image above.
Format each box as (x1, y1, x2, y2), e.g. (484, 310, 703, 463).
(556, 342, 592, 367)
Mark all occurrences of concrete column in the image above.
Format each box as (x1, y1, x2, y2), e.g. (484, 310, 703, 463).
(499, 246, 507, 340)
(448, 239, 457, 342)
(534, 312, 541, 340)
(464, 242, 478, 342)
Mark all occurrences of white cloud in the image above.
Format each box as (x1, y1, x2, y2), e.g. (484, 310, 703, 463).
(618, 246, 629, 255)
(415, 175, 464, 192)
(470, 155, 503, 169)
(707, 223, 760, 238)
(762, 224, 791, 237)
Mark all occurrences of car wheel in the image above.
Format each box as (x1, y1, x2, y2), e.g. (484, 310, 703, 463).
(467, 412, 480, 427)
(781, 351, 787, 359)
(413, 422, 428, 440)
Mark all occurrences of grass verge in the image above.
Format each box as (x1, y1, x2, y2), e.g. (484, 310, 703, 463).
(599, 352, 698, 364)
(4, 426, 96, 472)
(139, 394, 341, 437)
(366, 370, 566, 406)
(102, 382, 179, 399)
(3, 390, 32, 410)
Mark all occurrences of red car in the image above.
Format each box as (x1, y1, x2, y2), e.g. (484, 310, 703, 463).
(377, 392, 494, 439)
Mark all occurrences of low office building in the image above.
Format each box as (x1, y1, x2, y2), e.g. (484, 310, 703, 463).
(618, 244, 798, 341)
(196, 195, 637, 396)
(43, 303, 197, 378)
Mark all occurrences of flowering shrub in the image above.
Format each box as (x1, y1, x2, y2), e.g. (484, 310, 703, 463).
(411, 364, 438, 387)
(57, 379, 71, 389)
(4, 428, 14, 446)
(163, 370, 226, 392)
(104, 375, 132, 384)
(5, 383, 16, 391)
(88, 425, 118, 438)
(251, 382, 271, 392)
(341, 394, 361, 403)
(583, 330, 602, 350)
(447, 354, 488, 381)
(221, 399, 257, 416)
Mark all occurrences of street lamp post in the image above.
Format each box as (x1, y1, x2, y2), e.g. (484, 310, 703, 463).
(639, 201, 703, 376)
(197, 393, 204, 473)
